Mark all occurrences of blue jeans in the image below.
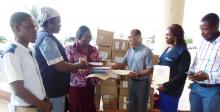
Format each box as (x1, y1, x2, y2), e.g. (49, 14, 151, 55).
(189, 83, 220, 112)
(50, 96, 65, 112)
(128, 79, 149, 112)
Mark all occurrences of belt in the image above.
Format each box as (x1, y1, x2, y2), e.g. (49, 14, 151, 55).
(18, 97, 48, 108)
(18, 105, 36, 108)
(195, 82, 220, 87)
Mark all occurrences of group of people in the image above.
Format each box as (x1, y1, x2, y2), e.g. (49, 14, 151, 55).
(1, 6, 220, 112)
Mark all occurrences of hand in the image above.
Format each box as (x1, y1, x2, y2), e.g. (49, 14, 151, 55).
(157, 85, 166, 92)
(38, 100, 52, 112)
(79, 59, 89, 69)
(189, 71, 209, 81)
(128, 72, 138, 78)
(188, 71, 196, 80)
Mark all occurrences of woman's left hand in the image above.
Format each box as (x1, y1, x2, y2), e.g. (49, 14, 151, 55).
(157, 85, 166, 92)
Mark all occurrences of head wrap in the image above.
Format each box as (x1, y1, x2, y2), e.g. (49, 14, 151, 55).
(37, 6, 60, 26)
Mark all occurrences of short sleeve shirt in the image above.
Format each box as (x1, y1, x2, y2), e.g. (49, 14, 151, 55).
(39, 36, 64, 66)
(2, 42, 46, 106)
(123, 44, 154, 80)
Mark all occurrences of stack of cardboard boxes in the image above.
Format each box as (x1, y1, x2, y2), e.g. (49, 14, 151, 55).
(100, 78, 118, 110)
(148, 87, 155, 109)
(96, 29, 130, 63)
(118, 80, 129, 110)
(94, 83, 101, 110)
(112, 39, 130, 63)
(95, 29, 130, 111)
(96, 29, 114, 60)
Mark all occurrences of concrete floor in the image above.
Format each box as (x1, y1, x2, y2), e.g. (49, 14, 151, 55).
(0, 100, 9, 112)
(0, 72, 9, 112)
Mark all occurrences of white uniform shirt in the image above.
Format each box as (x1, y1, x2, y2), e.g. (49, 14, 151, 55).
(2, 42, 46, 106)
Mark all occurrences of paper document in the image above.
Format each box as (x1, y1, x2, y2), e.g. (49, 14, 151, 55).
(86, 73, 111, 80)
(152, 65, 170, 86)
(89, 62, 103, 66)
(86, 70, 131, 80)
(111, 70, 131, 75)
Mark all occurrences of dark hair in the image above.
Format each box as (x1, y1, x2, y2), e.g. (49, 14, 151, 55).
(131, 29, 141, 36)
(201, 13, 219, 27)
(10, 12, 31, 30)
(167, 24, 187, 47)
(76, 25, 90, 40)
(42, 17, 58, 28)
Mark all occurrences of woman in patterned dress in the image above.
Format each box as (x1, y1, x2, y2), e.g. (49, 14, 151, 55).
(65, 26, 100, 112)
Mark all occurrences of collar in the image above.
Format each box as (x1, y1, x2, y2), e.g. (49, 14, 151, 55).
(133, 44, 142, 51)
(40, 30, 54, 38)
(205, 36, 220, 44)
(14, 41, 33, 54)
(213, 36, 220, 43)
(73, 41, 94, 55)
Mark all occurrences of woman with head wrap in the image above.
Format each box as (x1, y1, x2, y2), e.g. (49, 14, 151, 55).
(157, 24, 191, 112)
(65, 25, 100, 112)
(34, 7, 87, 112)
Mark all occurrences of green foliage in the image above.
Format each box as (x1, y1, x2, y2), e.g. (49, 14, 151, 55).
(27, 4, 39, 30)
(185, 38, 193, 44)
(146, 34, 155, 44)
(64, 37, 75, 44)
(0, 36, 6, 43)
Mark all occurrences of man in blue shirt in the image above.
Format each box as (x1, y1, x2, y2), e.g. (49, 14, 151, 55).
(112, 29, 154, 112)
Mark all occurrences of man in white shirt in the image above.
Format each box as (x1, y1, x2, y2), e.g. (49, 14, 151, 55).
(2, 12, 52, 112)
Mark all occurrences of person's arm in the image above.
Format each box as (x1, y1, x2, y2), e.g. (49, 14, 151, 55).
(111, 49, 129, 69)
(53, 61, 86, 73)
(136, 68, 153, 77)
(137, 48, 154, 77)
(163, 50, 191, 89)
(10, 81, 52, 112)
(189, 71, 209, 81)
(39, 36, 86, 73)
(111, 63, 126, 70)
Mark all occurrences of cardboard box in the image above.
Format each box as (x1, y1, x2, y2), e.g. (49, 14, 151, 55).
(149, 96, 154, 109)
(149, 87, 154, 96)
(94, 95, 100, 109)
(120, 81, 128, 88)
(111, 50, 126, 63)
(119, 102, 129, 110)
(96, 29, 114, 47)
(119, 88, 128, 96)
(98, 46, 112, 59)
(121, 75, 130, 81)
(153, 55, 159, 65)
(102, 95, 118, 109)
(94, 84, 100, 95)
(112, 39, 130, 51)
(119, 95, 129, 103)
(100, 78, 118, 95)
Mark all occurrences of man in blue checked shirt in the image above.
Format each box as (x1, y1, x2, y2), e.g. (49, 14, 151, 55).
(112, 29, 154, 112)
